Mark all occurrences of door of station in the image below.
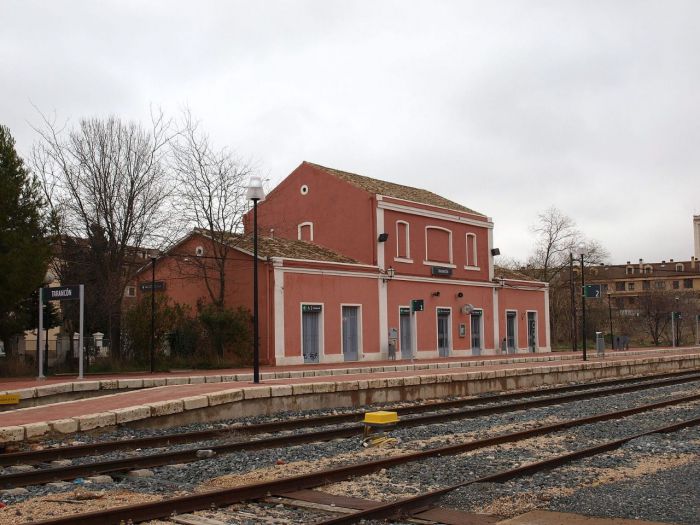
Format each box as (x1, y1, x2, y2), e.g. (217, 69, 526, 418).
(506, 311, 517, 353)
(437, 308, 451, 357)
(400, 308, 412, 359)
(527, 311, 537, 353)
(342, 306, 359, 361)
(302, 306, 321, 363)
(471, 310, 482, 356)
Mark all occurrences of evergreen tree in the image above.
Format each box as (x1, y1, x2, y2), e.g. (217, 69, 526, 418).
(0, 125, 50, 356)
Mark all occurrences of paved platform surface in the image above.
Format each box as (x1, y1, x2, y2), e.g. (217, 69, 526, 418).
(1, 347, 698, 443)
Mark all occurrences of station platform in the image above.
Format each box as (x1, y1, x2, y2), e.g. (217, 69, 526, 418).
(1, 347, 699, 445)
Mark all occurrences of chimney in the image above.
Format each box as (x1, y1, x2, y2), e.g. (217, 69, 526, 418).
(695, 215, 700, 260)
(692, 256, 697, 270)
(638, 258, 643, 271)
(670, 259, 674, 262)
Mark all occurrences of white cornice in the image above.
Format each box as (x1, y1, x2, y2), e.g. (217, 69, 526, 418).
(378, 200, 494, 229)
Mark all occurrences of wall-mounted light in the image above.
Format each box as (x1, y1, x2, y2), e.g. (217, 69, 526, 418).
(456, 292, 464, 298)
(491, 248, 501, 256)
(381, 266, 395, 282)
(432, 291, 441, 297)
(378, 233, 389, 242)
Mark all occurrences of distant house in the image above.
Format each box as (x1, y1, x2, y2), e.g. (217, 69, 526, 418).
(141, 161, 550, 365)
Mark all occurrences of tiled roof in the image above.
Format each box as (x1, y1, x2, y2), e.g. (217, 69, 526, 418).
(220, 231, 358, 263)
(305, 162, 484, 216)
(586, 260, 700, 281)
(494, 266, 540, 282)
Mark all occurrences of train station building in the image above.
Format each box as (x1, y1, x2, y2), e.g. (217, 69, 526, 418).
(141, 162, 550, 365)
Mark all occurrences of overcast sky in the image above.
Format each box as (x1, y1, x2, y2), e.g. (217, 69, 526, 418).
(2, 1, 699, 263)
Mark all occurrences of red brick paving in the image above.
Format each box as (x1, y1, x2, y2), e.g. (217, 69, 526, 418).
(1, 347, 698, 428)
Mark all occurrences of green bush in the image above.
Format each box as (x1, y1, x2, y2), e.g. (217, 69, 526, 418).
(198, 303, 252, 365)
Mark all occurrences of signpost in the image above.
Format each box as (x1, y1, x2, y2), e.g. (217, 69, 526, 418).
(39, 285, 84, 380)
(139, 281, 166, 292)
(584, 284, 602, 298)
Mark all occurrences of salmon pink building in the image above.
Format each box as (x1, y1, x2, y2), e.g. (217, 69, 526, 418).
(143, 162, 550, 365)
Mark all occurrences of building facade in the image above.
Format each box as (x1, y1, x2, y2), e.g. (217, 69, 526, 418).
(142, 162, 550, 365)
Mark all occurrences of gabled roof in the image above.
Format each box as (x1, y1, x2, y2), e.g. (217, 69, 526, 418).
(214, 231, 358, 263)
(494, 266, 542, 282)
(305, 162, 484, 216)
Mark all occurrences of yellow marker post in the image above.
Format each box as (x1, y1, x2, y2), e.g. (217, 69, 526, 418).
(0, 394, 20, 405)
(363, 411, 399, 444)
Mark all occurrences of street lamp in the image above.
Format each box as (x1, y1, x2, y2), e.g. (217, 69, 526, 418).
(247, 176, 265, 384)
(577, 242, 588, 361)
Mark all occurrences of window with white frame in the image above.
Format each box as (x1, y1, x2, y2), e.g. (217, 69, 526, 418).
(425, 226, 452, 265)
(124, 286, 136, 297)
(396, 221, 410, 260)
(676, 263, 685, 272)
(465, 233, 478, 268)
(298, 222, 313, 242)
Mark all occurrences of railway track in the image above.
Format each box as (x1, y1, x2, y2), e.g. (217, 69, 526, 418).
(2, 372, 699, 488)
(2, 369, 698, 469)
(17, 389, 700, 525)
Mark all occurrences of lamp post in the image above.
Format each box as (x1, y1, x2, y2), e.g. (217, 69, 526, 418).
(150, 256, 156, 373)
(607, 292, 614, 350)
(247, 176, 265, 384)
(577, 243, 587, 361)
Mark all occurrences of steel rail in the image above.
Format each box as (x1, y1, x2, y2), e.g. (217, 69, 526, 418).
(2, 374, 699, 488)
(316, 416, 700, 524)
(23, 391, 700, 525)
(2, 369, 697, 467)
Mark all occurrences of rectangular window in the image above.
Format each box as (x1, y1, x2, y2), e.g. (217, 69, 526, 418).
(396, 221, 410, 260)
(465, 233, 477, 268)
(627, 282, 635, 291)
(643, 281, 651, 290)
(673, 280, 680, 289)
(615, 282, 625, 291)
(425, 226, 452, 265)
(124, 286, 136, 297)
(655, 281, 665, 289)
(684, 279, 694, 289)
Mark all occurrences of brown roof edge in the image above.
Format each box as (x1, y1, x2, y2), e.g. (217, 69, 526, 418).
(304, 161, 485, 217)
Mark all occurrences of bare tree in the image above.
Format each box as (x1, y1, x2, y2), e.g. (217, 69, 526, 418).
(638, 290, 675, 346)
(169, 110, 256, 308)
(31, 111, 172, 357)
(518, 207, 609, 347)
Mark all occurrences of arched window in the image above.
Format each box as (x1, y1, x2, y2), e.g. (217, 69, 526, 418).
(298, 222, 313, 242)
(425, 226, 452, 265)
(396, 221, 410, 260)
(626, 266, 634, 275)
(676, 263, 685, 272)
(643, 265, 653, 274)
(465, 233, 478, 268)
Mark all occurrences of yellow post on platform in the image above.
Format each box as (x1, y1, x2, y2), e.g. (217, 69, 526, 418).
(0, 393, 20, 405)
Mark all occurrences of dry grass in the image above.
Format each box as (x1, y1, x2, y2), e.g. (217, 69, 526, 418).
(0, 489, 162, 525)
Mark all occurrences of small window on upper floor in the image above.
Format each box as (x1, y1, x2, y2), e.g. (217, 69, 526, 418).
(627, 282, 635, 291)
(124, 286, 136, 298)
(396, 221, 410, 260)
(298, 222, 313, 242)
(676, 263, 685, 272)
(425, 226, 453, 265)
(626, 266, 634, 275)
(643, 280, 651, 290)
(673, 280, 680, 289)
(684, 278, 694, 289)
(465, 233, 478, 268)
(643, 265, 653, 274)
(615, 282, 625, 291)
(654, 280, 665, 289)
